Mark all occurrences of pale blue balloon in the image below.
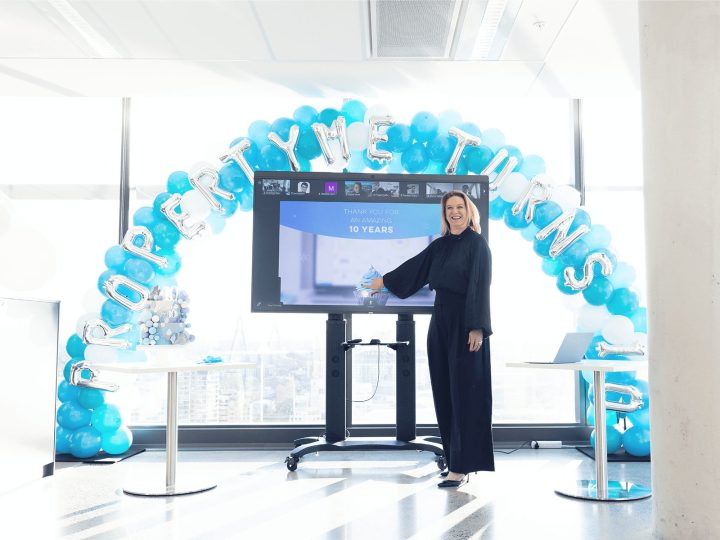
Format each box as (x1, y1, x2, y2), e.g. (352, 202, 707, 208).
(608, 262, 636, 289)
(387, 155, 405, 173)
(622, 426, 651, 456)
(480, 128, 505, 152)
(57, 380, 79, 402)
(77, 388, 105, 410)
(101, 426, 133, 455)
(91, 404, 122, 433)
(56, 426, 74, 454)
(437, 110, 462, 134)
(586, 404, 619, 426)
(583, 224, 612, 250)
(57, 400, 92, 430)
(521, 223, 540, 242)
(627, 406, 650, 428)
(70, 426, 103, 458)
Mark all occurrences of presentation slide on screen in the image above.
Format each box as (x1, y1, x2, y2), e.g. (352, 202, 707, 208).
(278, 201, 439, 307)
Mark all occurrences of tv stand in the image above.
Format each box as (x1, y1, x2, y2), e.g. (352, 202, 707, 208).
(285, 313, 445, 471)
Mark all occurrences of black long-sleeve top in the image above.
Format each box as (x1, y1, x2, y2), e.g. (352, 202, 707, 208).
(383, 227, 493, 338)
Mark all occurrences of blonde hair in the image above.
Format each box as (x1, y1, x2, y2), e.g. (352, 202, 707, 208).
(440, 190, 481, 236)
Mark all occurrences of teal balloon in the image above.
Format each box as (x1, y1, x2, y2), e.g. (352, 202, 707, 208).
(401, 143, 429, 173)
(581, 370, 594, 385)
(123, 258, 154, 285)
(384, 124, 412, 153)
(427, 134, 454, 162)
(318, 108, 340, 127)
(56, 426, 74, 454)
(532, 201, 563, 228)
(582, 276, 614, 306)
(541, 257, 563, 277)
(219, 162, 248, 192)
(152, 192, 173, 216)
(606, 370, 636, 385)
(57, 380, 79, 402)
(77, 388, 105, 409)
(556, 272, 580, 295)
(590, 426, 623, 454)
(498, 145, 523, 172)
(589, 248, 618, 270)
(569, 209, 591, 234)
(57, 400, 92, 430)
(293, 105, 318, 126)
(248, 120, 271, 147)
(340, 100, 366, 123)
(101, 426, 133, 455)
(65, 334, 86, 358)
(151, 220, 181, 250)
(559, 240, 590, 269)
(219, 195, 238, 218)
(167, 171, 191, 195)
(363, 151, 386, 171)
(630, 307, 647, 333)
(583, 224, 612, 250)
(585, 334, 625, 361)
(132, 207, 156, 228)
(101, 299, 132, 326)
(587, 404, 619, 426)
(63, 358, 90, 384)
(260, 145, 289, 171)
(521, 223, 540, 242)
(627, 406, 650, 428)
(533, 234, 555, 257)
(504, 205, 530, 230)
(228, 137, 260, 168)
(297, 127, 322, 160)
(457, 122, 481, 137)
(489, 197, 510, 221)
(424, 160, 445, 174)
(270, 117, 296, 139)
(70, 426, 103, 458)
(97, 269, 114, 295)
(464, 145, 494, 174)
(607, 288, 640, 316)
(480, 128, 505, 152)
(411, 112, 438, 143)
(518, 155, 546, 178)
(622, 426, 651, 456)
(155, 249, 181, 276)
(104, 245, 128, 271)
(91, 404, 123, 433)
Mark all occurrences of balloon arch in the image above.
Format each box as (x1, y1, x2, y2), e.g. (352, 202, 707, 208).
(56, 100, 651, 459)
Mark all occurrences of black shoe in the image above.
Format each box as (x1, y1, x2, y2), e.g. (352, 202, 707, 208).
(438, 475, 469, 488)
(439, 471, 449, 478)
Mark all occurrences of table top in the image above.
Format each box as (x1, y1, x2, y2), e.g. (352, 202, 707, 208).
(84, 360, 256, 374)
(506, 359, 648, 372)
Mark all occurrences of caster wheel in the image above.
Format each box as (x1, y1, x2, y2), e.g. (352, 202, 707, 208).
(286, 456, 299, 471)
(436, 456, 446, 471)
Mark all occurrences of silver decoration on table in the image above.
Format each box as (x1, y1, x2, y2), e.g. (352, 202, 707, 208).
(535, 209, 590, 258)
(564, 251, 614, 290)
(160, 194, 206, 239)
(312, 116, 350, 165)
(70, 361, 119, 392)
(82, 318, 132, 349)
(366, 115, 395, 162)
(604, 383, 643, 413)
(102, 275, 150, 311)
(189, 166, 235, 214)
(220, 139, 255, 183)
(121, 226, 168, 268)
(486, 154, 517, 192)
(512, 176, 552, 222)
(596, 341, 646, 358)
(445, 127, 481, 175)
(268, 124, 301, 172)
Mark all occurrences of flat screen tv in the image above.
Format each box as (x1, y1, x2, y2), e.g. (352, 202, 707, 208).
(251, 171, 489, 314)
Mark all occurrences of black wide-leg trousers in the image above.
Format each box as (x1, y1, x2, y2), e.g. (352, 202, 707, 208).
(427, 302, 495, 473)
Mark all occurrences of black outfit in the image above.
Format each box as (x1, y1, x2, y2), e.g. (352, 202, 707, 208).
(384, 227, 494, 473)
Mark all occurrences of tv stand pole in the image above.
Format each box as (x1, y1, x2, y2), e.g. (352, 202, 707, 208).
(285, 313, 445, 471)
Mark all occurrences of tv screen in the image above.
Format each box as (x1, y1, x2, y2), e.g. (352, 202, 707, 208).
(251, 171, 489, 314)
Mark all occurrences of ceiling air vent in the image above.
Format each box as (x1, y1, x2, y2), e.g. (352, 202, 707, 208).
(370, 0, 463, 59)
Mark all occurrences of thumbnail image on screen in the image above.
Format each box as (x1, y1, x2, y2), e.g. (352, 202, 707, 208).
(345, 181, 373, 196)
(262, 179, 290, 195)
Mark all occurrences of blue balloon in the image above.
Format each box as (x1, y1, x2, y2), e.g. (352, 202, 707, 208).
(630, 307, 647, 333)
(237, 184, 254, 211)
(489, 197, 509, 221)
(384, 124, 413, 153)
(77, 388, 105, 410)
(582, 276, 614, 306)
(248, 120, 271, 146)
(556, 272, 580, 295)
(132, 207, 156, 229)
(228, 137, 260, 168)
(480, 128, 505, 152)
(498, 145, 523, 172)
(293, 105, 319, 126)
(583, 224, 612, 250)
(58, 380, 79, 402)
(152, 192, 173, 217)
(504, 205, 531, 230)
(606, 370, 636, 385)
(97, 269, 114, 296)
(424, 159, 445, 175)
(167, 171, 191, 195)
(607, 288, 640, 316)
(363, 151, 386, 171)
(521, 223, 540, 242)
(457, 122, 481, 137)
(318, 108, 340, 127)
(270, 117, 296, 139)
(70, 426, 103, 458)
(63, 358, 90, 384)
(91, 404, 123, 433)
(401, 143, 429, 173)
(260, 145, 289, 171)
(151, 220, 181, 250)
(559, 240, 590, 269)
(627, 406, 651, 428)
(532, 201, 563, 229)
(569, 209, 591, 234)
(587, 404, 619, 426)
(464, 145, 494, 174)
(56, 425, 74, 454)
(622, 426, 651, 456)
(427, 134, 454, 162)
(533, 234, 555, 257)
(340, 100, 366, 123)
(518, 155, 546, 178)
(57, 400, 92, 430)
(581, 370, 594, 385)
(219, 195, 238, 218)
(411, 112, 438, 143)
(102, 426, 133, 455)
(585, 334, 626, 361)
(101, 299, 133, 326)
(155, 249, 181, 276)
(219, 162, 252, 194)
(65, 334, 86, 358)
(541, 257, 563, 276)
(296, 127, 322, 160)
(589, 247, 618, 270)
(123, 258, 154, 285)
(590, 426, 623, 454)
(104, 245, 128, 271)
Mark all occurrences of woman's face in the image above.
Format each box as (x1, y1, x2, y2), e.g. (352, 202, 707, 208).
(445, 196, 468, 230)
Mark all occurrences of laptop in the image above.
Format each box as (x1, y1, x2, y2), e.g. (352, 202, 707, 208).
(526, 332, 594, 364)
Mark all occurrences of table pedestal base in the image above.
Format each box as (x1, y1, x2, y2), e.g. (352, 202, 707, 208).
(555, 480, 651, 501)
(123, 481, 217, 497)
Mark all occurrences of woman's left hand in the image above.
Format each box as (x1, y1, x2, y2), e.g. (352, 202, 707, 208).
(468, 329, 484, 352)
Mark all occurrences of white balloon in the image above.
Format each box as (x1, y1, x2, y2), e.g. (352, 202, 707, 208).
(76, 312, 102, 338)
(364, 104, 391, 124)
(84, 344, 120, 363)
(549, 184, 582, 211)
(438, 110, 463, 134)
(117, 348, 147, 363)
(346, 122, 369, 151)
(577, 304, 612, 332)
(499, 172, 529, 203)
(181, 189, 212, 221)
(601, 315, 635, 345)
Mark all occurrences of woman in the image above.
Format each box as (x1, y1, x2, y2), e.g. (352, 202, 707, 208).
(366, 190, 494, 488)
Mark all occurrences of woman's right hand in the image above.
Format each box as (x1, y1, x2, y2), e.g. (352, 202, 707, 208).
(365, 277, 384, 294)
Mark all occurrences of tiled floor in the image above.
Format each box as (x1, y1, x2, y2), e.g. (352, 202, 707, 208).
(1, 448, 653, 539)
